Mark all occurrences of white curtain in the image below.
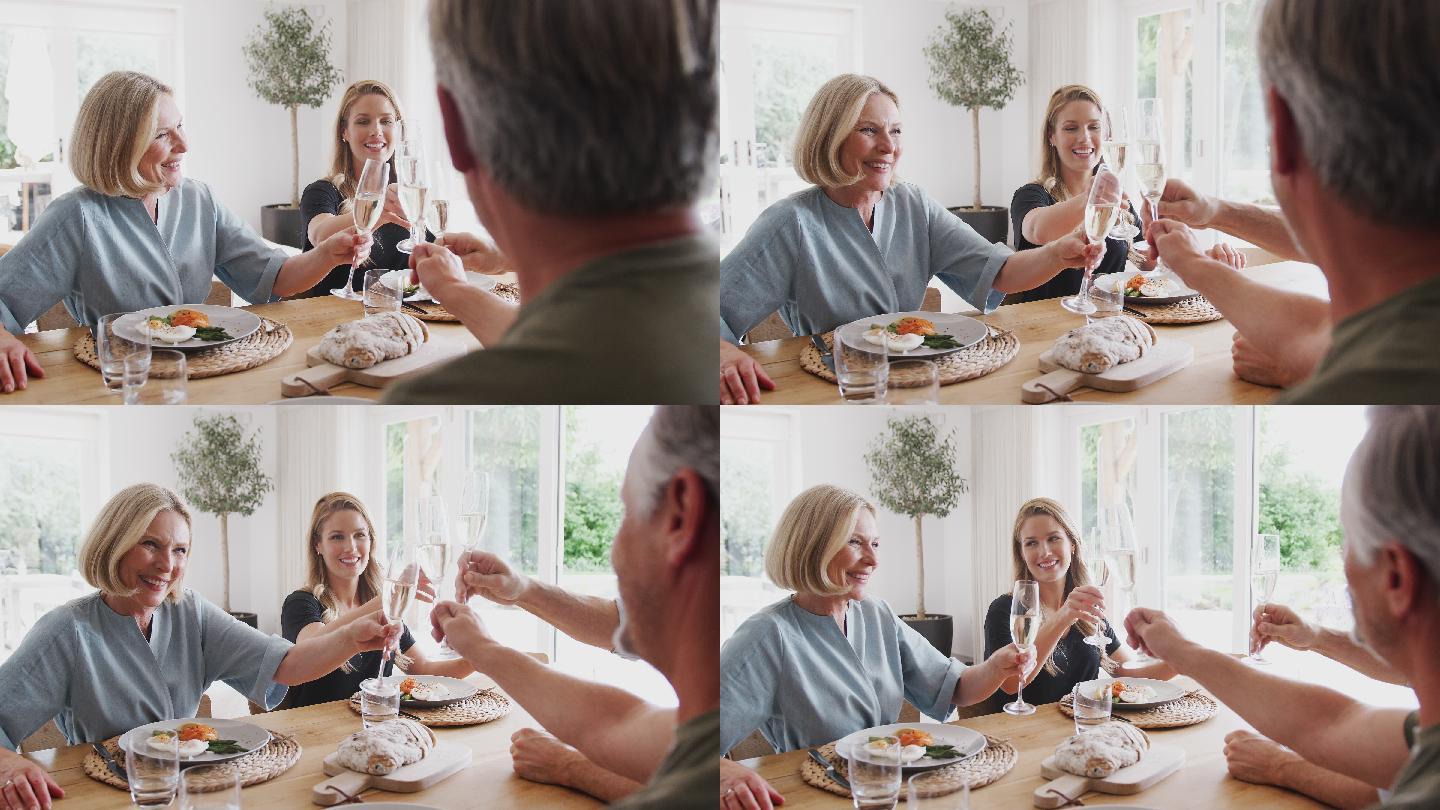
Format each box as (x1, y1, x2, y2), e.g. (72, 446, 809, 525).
(274, 404, 367, 597)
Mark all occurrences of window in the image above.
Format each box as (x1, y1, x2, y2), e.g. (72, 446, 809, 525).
(1134, 8, 1195, 185)
(720, 409, 795, 644)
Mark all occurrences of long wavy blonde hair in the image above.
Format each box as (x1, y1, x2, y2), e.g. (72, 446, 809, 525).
(303, 493, 408, 672)
(1035, 84, 1106, 204)
(1010, 498, 1116, 677)
(327, 80, 405, 210)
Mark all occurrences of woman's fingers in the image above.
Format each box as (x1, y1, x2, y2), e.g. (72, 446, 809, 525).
(721, 366, 748, 405)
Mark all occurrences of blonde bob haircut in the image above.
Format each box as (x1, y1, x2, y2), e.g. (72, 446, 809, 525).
(764, 484, 876, 597)
(70, 71, 173, 198)
(1010, 497, 1114, 677)
(792, 74, 900, 190)
(80, 483, 192, 602)
(1035, 84, 1106, 203)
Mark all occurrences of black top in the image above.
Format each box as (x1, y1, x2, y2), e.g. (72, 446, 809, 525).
(981, 592, 1120, 714)
(280, 589, 416, 708)
(1007, 182, 1141, 304)
(295, 179, 434, 298)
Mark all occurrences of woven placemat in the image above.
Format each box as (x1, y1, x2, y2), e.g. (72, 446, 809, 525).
(800, 328, 1020, 388)
(348, 688, 513, 727)
(1127, 295, 1223, 324)
(83, 732, 301, 791)
(407, 281, 520, 322)
(800, 737, 1017, 800)
(73, 318, 293, 380)
(1058, 690, 1219, 729)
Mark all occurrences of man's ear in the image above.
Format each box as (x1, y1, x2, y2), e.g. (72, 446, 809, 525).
(436, 84, 476, 174)
(659, 469, 710, 572)
(1265, 84, 1300, 179)
(1381, 543, 1430, 621)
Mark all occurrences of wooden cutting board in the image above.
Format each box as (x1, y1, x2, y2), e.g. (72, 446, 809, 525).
(312, 741, 471, 805)
(1033, 743, 1185, 808)
(280, 338, 465, 397)
(1021, 339, 1193, 403)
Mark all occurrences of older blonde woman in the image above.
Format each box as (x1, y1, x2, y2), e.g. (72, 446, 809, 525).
(0, 70, 370, 394)
(981, 498, 1174, 713)
(718, 485, 1033, 810)
(281, 492, 474, 707)
(718, 73, 1103, 405)
(0, 484, 397, 810)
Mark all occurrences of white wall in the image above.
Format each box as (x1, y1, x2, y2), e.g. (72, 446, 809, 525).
(786, 406, 978, 660)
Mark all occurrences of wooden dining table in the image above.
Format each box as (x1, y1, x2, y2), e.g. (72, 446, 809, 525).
(23, 686, 602, 808)
(738, 261, 1330, 405)
(741, 676, 1323, 808)
(4, 295, 484, 404)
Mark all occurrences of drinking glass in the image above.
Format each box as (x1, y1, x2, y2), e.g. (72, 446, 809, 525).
(123, 349, 186, 405)
(418, 494, 461, 661)
(906, 773, 969, 809)
(835, 333, 887, 404)
(179, 766, 240, 810)
(95, 312, 150, 394)
(333, 158, 390, 300)
(359, 677, 400, 728)
(126, 737, 178, 808)
(1102, 108, 1139, 240)
(1136, 99, 1167, 267)
(1082, 557, 1111, 647)
(847, 738, 901, 810)
(886, 359, 939, 405)
(1247, 533, 1282, 665)
(1003, 580, 1040, 715)
(1072, 681, 1113, 735)
(378, 542, 420, 681)
(426, 196, 450, 243)
(363, 267, 401, 317)
(1062, 165, 1121, 316)
(394, 142, 429, 254)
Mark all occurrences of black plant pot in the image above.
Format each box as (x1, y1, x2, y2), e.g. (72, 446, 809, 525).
(261, 204, 305, 249)
(948, 205, 1009, 246)
(230, 611, 258, 629)
(901, 614, 953, 659)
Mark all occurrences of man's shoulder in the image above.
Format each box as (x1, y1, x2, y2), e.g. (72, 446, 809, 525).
(1285, 280, 1440, 403)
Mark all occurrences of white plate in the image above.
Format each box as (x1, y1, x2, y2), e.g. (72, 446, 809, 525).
(118, 717, 271, 764)
(834, 722, 986, 772)
(1077, 677, 1189, 711)
(345, 805, 445, 810)
(833, 311, 989, 358)
(393, 674, 495, 708)
(112, 305, 262, 350)
(379, 269, 497, 302)
(1094, 271, 1199, 306)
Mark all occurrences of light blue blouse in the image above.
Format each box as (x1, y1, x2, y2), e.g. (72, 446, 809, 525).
(719, 596, 965, 755)
(0, 179, 288, 333)
(0, 590, 291, 749)
(719, 182, 1011, 343)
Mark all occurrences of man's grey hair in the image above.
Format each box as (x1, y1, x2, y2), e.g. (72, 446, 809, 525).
(632, 406, 718, 518)
(1257, 0, 1440, 228)
(1341, 406, 1440, 601)
(427, 0, 717, 216)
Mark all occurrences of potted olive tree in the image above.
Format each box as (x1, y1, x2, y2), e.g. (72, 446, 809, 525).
(243, 4, 344, 248)
(864, 415, 968, 657)
(172, 414, 274, 628)
(924, 7, 1024, 245)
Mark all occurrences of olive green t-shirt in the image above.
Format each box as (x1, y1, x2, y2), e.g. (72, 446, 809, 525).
(383, 235, 718, 404)
(609, 710, 718, 809)
(1281, 274, 1440, 404)
(1383, 711, 1439, 808)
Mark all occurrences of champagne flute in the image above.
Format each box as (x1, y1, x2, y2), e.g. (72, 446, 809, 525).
(1061, 164, 1121, 316)
(1135, 99, 1167, 271)
(1102, 108, 1139, 240)
(417, 495, 461, 661)
(1247, 533, 1282, 665)
(1083, 557, 1112, 648)
(426, 197, 450, 244)
(395, 142, 429, 254)
(1003, 580, 1041, 716)
(332, 158, 389, 300)
(378, 542, 419, 683)
(456, 471, 492, 603)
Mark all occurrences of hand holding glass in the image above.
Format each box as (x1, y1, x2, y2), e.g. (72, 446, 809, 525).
(1003, 580, 1041, 716)
(1061, 165, 1121, 316)
(418, 495, 461, 661)
(334, 158, 390, 299)
(1247, 534, 1282, 664)
(1082, 558, 1111, 647)
(395, 143, 429, 254)
(379, 543, 419, 680)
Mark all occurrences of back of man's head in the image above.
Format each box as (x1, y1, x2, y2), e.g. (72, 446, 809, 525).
(633, 405, 719, 525)
(1258, 0, 1440, 229)
(1342, 406, 1440, 606)
(428, 0, 717, 217)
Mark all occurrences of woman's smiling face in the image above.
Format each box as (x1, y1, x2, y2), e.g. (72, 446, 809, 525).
(1048, 99, 1103, 176)
(836, 93, 901, 194)
(1019, 513, 1072, 585)
(117, 509, 189, 607)
(343, 93, 399, 172)
(138, 93, 187, 192)
(315, 509, 371, 584)
(825, 507, 879, 600)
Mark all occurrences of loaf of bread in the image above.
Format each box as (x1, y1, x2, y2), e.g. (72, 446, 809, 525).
(336, 718, 436, 775)
(1051, 315, 1156, 374)
(1053, 722, 1150, 778)
(316, 312, 429, 369)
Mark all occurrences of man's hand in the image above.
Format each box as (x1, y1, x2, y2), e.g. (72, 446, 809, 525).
(408, 242, 469, 304)
(1049, 226, 1105, 270)
(1156, 177, 1221, 228)
(509, 728, 586, 786)
(1124, 607, 1196, 664)
(1147, 219, 1208, 279)
(720, 340, 776, 405)
(456, 550, 529, 605)
(1232, 333, 1301, 389)
(430, 600, 495, 655)
(0, 330, 43, 394)
(1251, 603, 1319, 655)
(721, 757, 784, 810)
(438, 232, 508, 275)
(1223, 729, 1301, 786)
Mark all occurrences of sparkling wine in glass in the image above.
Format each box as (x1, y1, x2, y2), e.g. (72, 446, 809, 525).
(395, 143, 429, 254)
(418, 495, 461, 661)
(1083, 557, 1112, 648)
(1061, 165, 1121, 316)
(1247, 533, 1282, 665)
(427, 197, 450, 243)
(1004, 580, 1041, 716)
(456, 471, 492, 604)
(1136, 99, 1167, 268)
(379, 542, 419, 682)
(333, 158, 389, 300)
(1102, 107, 1139, 240)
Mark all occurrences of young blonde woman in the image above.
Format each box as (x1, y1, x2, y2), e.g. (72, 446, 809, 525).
(982, 497, 1175, 713)
(279, 492, 474, 708)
